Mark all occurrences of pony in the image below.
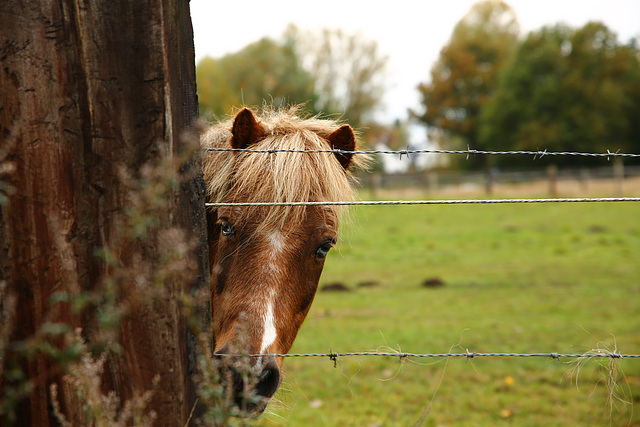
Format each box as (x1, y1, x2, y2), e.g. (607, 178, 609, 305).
(201, 106, 365, 414)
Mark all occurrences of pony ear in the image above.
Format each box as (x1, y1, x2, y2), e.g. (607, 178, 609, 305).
(327, 125, 356, 170)
(231, 108, 265, 149)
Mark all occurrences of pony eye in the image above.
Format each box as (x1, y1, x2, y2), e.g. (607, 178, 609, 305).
(220, 220, 235, 237)
(315, 240, 335, 259)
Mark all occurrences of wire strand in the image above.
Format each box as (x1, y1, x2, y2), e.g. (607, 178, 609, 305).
(215, 351, 639, 360)
(204, 147, 640, 158)
(205, 197, 640, 208)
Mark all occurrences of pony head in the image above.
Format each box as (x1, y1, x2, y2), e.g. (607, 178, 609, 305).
(201, 107, 364, 414)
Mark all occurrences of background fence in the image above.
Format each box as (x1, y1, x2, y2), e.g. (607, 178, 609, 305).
(363, 163, 640, 196)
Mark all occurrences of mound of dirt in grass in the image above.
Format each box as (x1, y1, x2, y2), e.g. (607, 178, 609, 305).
(422, 277, 445, 288)
(321, 282, 350, 292)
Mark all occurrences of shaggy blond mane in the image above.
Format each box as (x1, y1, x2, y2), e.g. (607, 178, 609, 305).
(201, 107, 367, 231)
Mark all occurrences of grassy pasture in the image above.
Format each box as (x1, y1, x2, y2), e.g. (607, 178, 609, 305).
(256, 198, 640, 426)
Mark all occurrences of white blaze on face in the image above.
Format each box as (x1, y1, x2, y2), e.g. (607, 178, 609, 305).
(263, 230, 285, 275)
(258, 230, 285, 354)
(260, 290, 277, 354)
(267, 230, 286, 253)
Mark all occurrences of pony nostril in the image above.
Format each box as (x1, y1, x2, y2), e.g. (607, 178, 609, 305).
(215, 355, 281, 414)
(255, 364, 281, 399)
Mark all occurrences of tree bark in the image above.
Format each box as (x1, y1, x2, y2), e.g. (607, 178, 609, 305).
(0, 0, 206, 425)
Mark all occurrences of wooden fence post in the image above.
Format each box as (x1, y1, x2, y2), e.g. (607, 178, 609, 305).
(613, 158, 624, 195)
(484, 169, 495, 195)
(579, 168, 590, 193)
(547, 164, 558, 197)
(370, 172, 382, 199)
(0, 0, 207, 425)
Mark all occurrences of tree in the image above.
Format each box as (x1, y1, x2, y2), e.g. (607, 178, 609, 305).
(412, 0, 519, 169)
(0, 0, 206, 425)
(292, 26, 389, 128)
(197, 27, 389, 129)
(479, 22, 640, 167)
(197, 36, 318, 119)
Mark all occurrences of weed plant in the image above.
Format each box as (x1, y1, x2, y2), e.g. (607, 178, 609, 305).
(0, 135, 261, 426)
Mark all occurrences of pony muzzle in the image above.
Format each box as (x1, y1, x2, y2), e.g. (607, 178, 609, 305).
(214, 348, 281, 414)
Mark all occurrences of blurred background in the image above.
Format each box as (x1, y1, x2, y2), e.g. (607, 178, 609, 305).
(191, 2, 640, 425)
(191, 0, 640, 195)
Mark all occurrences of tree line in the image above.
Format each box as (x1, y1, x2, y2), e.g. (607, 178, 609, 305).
(196, 25, 387, 131)
(414, 1, 640, 169)
(196, 1, 640, 170)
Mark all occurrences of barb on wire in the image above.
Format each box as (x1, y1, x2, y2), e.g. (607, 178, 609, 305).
(398, 147, 410, 160)
(533, 149, 548, 161)
(204, 146, 640, 158)
(214, 351, 639, 360)
(205, 197, 640, 208)
(329, 349, 339, 368)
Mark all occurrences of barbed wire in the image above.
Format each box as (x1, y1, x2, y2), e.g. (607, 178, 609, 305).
(204, 147, 640, 159)
(204, 147, 640, 367)
(216, 351, 640, 361)
(205, 147, 640, 365)
(205, 197, 640, 208)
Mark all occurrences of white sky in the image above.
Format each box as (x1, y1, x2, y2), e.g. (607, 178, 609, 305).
(190, 0, 640, 125)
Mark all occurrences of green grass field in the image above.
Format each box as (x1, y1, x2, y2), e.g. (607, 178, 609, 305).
(256, 199, 640, 426)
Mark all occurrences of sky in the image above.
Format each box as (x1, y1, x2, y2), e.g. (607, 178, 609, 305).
(190, 0, 640, 126)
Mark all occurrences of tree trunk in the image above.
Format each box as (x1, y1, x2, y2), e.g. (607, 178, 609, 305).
(0, 0, 206, 425)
